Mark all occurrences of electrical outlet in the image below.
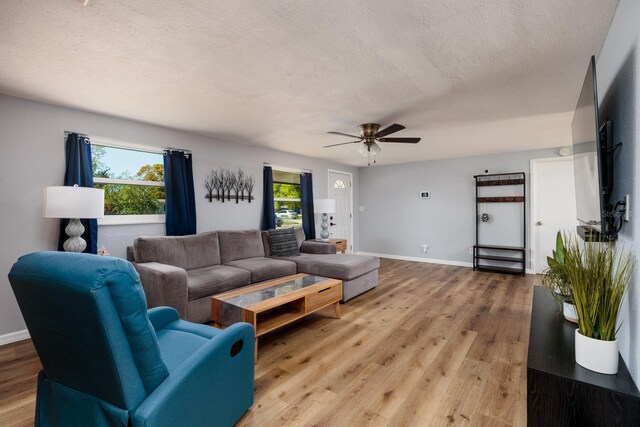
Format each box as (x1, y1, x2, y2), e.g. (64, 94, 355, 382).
(468, 248, 473, 255)
(421, 244, 429, 253)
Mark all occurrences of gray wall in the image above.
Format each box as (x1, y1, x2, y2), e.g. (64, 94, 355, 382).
(0, 94, 358, 337)
(597, 0, 640, 383)
(357, 147, 560, 267)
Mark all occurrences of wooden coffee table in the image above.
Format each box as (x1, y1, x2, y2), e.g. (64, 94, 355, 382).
(211, 274, 342, 362)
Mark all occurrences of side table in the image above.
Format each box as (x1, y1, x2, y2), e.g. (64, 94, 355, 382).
(328, 238, 347, 253)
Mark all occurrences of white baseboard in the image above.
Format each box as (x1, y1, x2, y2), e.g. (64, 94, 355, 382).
(0, 329, 30, 346)
(357, 251, 535, 275)
(356, 252, 473, 268)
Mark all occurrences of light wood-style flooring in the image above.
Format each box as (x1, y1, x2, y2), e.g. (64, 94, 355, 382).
(0, 258, 536, 426)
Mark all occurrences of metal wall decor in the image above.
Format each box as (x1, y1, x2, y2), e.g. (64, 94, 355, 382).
(205, 168, 255, 203)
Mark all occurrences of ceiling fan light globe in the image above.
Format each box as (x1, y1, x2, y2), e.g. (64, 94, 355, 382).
(358, 143, 369, 156)
(370, 142, 382, 155)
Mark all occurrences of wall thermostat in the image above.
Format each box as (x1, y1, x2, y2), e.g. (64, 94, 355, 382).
(420, 191, 430, 199)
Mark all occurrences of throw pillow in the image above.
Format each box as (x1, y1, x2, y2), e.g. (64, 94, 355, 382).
(268, 228, 300, 257)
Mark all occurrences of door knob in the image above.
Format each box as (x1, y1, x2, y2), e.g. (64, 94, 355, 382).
(330, 222, 337, 226)
(535, 221, 543, 226)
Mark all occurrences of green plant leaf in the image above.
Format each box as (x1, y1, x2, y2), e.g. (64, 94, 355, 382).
(564, 235, 635, 341)
(555, 232, 565, 264)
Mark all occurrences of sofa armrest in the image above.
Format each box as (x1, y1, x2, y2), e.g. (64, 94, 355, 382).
(126, 246, 135, 262)
(300, 241, 337, 255)
(131, 323, 255, 427)
(133, 262, 188, 319)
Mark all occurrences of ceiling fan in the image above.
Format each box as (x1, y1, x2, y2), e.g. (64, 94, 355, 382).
(324, 123, 420, 165)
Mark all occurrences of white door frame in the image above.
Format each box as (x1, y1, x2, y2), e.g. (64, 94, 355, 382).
(530, 156, 574, 274)
(327, 169, 354, 252)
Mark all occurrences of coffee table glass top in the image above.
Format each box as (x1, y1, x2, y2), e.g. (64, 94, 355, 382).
(223, 275, 330, 307)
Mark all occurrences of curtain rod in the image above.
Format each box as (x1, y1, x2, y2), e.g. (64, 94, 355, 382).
(263, 162, 312, 173)
(63, 131, 191, 154)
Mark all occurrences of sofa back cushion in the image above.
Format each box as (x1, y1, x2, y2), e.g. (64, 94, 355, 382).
(134, 232, 221, 270)
(219, 230, 265, 263)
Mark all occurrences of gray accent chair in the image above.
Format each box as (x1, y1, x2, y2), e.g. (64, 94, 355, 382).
(129, 229, 379, 323)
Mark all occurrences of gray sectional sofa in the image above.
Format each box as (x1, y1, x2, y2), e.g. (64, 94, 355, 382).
(127, 229, 379, 323)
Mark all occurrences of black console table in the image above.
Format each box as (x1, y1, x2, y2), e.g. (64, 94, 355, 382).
(528, 286, 640, 426)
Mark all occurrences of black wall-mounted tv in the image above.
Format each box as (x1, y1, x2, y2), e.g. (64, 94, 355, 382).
(571, 55, 614, 241)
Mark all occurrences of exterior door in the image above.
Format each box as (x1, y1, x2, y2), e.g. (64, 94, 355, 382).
(531, 157, 577, 273)
(327, 170, 353, 252)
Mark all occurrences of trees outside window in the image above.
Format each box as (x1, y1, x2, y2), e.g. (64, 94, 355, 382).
(91, 144, 165, 216)
(273, 170, 302, 228)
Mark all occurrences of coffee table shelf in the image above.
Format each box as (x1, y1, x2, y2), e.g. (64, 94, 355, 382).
(256, 300, 306, 336)
(211, 274, 342, 361)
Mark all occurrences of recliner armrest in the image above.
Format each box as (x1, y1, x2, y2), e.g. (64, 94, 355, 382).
(147, 307, 179, 331)
(300, 241, 337, 255)
(133, 262, 188, 319)
(131, 323, 255, 427)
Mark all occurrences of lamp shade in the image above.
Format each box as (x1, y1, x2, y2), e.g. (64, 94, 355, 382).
(314, 198, 336, 214)
(43, 186, 105, 219)
(358, 142, 382, 157)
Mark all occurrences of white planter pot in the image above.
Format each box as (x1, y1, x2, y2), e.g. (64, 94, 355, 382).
(563, 302, 578, 324)
(574, 329, 618, 375)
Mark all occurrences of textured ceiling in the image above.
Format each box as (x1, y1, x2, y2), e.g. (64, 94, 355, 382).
(0, 0, 618, 166)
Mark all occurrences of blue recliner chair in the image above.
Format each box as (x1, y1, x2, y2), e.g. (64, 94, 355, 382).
(8, 251, 254, 427)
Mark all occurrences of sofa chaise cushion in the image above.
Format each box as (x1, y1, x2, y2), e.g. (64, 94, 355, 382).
(224, 257, 297, 283)
(186, 265, 251, 300)
(218, 230, 265, 263)
(283, 253, 380, 281)
(133, 232, 221, 270)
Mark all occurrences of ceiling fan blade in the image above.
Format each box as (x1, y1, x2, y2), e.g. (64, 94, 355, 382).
(323, 140, 361, 148)
(377, 137, 421, 143)
(374, 123, 405, 138)
(327, 131, 361, 138)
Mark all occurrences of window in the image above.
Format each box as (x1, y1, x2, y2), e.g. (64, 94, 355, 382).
(91, 141, 165, 225)
(334, 179, 346, 189)
(273, 169, 302, 228)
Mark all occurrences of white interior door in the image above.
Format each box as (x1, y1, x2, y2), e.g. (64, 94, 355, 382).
(531, 157, 577, 273)
(327, 170, 353, 252)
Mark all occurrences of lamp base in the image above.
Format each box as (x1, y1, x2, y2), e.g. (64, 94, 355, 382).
(319, 213, 330, 241)
(63, 218, 87, 252)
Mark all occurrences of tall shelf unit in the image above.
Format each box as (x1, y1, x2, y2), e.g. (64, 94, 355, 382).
(473, 172, 526, 276)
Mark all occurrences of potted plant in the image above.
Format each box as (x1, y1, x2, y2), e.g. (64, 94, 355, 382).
(542, 232, 578, 323)
(562, 234, 635, 375)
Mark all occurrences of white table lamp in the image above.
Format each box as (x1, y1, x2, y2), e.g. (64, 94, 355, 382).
(43, 185, 105, 252)
(314, 198, 336, 242)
